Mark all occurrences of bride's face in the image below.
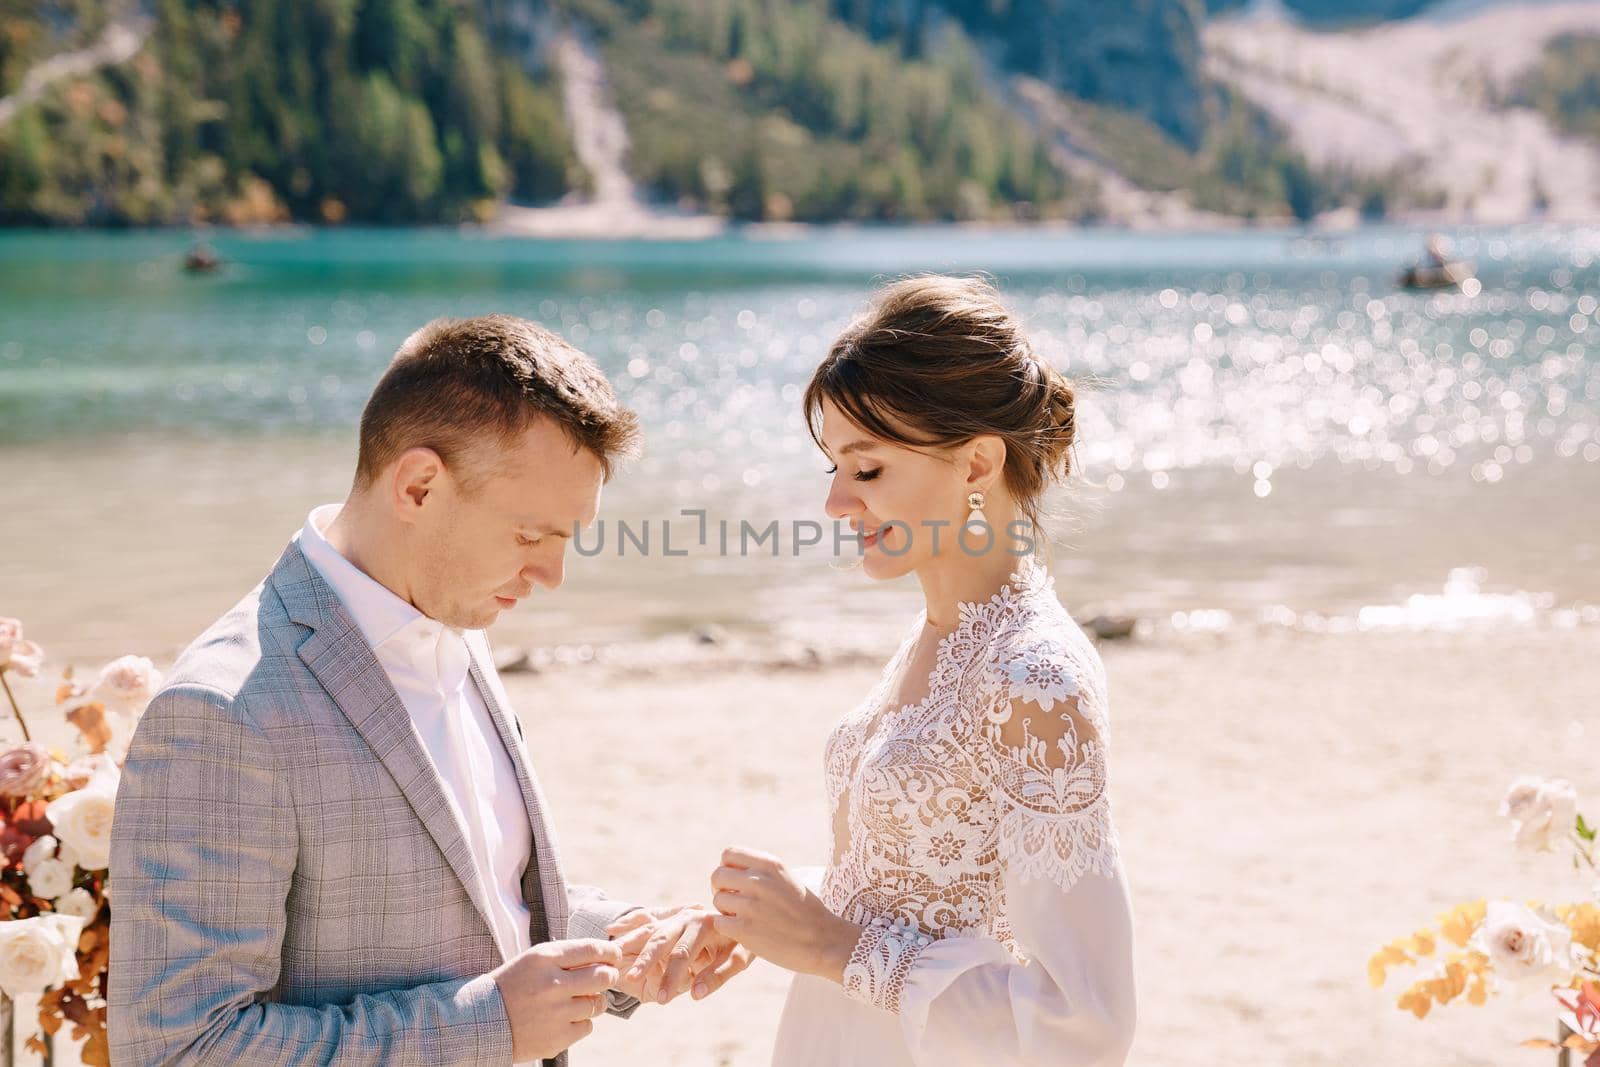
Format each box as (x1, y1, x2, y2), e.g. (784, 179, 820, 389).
(817, 399, 972, 581)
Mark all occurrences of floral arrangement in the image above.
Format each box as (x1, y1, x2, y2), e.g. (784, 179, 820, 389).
(1370, 775, 1600, 1065)
(0, 616, 161, 1066)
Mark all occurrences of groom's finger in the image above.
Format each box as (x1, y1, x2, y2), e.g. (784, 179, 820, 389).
(552, 938, 624, 969)
(560, 963, 622, 996)
(712, 890, 743, 915)
(566, 993, 607, 1022)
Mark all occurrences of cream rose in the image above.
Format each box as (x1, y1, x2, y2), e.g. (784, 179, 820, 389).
(89, 654, 162, 718)
(0, 618, 20, 665)
(27, 858, 73, 901)
(46, 777, 118, 871)
(1472, 901, 1580, 987)
(0, 913, 86, 997)
(21, 835, 58, 877)
(0, 618, 43, 679)
(0, 744, 52, 799)
(52, 888, 99, 922)
(1500, 776, 1579, 852)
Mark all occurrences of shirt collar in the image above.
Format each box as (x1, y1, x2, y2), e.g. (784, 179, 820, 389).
(297, 504, 468, 687)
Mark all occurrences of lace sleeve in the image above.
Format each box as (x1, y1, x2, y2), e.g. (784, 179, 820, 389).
(980, 637, 1119, 894)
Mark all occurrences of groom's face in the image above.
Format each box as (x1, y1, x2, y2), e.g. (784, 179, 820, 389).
(410, 417, 604, 630)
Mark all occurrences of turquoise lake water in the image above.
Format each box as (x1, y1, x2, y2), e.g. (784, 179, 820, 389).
(2, 224, 1597, 660)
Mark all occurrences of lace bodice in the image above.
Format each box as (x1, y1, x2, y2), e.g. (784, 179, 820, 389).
(822, 559, 1119, 998)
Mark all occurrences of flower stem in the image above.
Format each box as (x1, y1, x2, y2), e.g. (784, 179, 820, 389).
(0, 670, 31, 743)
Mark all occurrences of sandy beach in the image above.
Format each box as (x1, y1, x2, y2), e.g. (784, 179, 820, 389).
(11, 622, 1594, 1066)
(513, 625, 1599, 1067)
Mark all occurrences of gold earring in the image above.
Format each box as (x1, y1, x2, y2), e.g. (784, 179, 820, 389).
(966, 491, 988, 530)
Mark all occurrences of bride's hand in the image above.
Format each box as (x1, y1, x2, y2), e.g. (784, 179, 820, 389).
(709, 847, 861, 982)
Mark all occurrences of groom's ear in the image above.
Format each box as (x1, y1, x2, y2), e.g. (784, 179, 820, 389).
(388, 447, 446, 519)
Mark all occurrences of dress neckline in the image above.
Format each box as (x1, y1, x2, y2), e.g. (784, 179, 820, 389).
(858, 557, 1052, 749)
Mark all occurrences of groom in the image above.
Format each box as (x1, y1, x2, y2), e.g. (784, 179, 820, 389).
(109, 315, 744, 1064)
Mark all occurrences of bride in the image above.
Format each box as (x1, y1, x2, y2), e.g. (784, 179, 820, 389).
(707, 275, 1134, 1065)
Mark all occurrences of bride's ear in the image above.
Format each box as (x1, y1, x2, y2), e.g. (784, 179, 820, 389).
(962, 435, 1006, 496)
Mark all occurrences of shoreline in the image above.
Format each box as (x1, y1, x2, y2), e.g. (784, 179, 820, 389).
(7, 211, 1599, 243)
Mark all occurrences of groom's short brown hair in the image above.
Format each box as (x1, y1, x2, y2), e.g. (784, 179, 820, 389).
(354, 314, 640, 490)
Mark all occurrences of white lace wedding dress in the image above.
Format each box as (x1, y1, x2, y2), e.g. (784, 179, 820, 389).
(771, 560, 1136, 1067)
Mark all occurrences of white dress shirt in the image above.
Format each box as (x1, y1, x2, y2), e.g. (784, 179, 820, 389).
(297, 504, 535, 970)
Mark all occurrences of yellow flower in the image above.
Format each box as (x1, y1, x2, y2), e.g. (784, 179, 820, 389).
(1558, 902, 1600, 953)
(1397, 987, 1432, 1019)
(1438, 900, 1488, 948)
(1409, 929, 1437, 957)
(1369, 940, 1415, 988)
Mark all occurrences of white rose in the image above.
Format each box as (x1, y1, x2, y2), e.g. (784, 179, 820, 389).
(0, 913, 86, 998)
(0, 618, 19, 664)
(55, 839, 81, 870)
(46, 782, 116, 871)
(52, 888, 99, 922)
(89, 655, 162, 718)
(21, 835, 58, 877)
(27, 858, 74, 901)
(0, 616, 43, 679)
(63, 754, 119, 792)
(1472, 901, 1580, 987)
(1500, 776, 1579, 852)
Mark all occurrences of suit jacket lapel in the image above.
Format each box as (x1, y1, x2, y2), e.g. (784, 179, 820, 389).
(268, 541, 507, 961)
(464, 631, 569, 943)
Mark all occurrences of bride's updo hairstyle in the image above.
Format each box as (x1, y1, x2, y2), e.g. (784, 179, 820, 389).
(802, 275, 1077, 535)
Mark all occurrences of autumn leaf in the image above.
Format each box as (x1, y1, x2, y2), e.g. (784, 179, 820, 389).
(80, 1027, 111, 1067)
(66, 702, 113, 754)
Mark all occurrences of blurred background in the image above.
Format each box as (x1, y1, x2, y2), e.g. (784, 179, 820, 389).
(2, 0, 1599, 1064)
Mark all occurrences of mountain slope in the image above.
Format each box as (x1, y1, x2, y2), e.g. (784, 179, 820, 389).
(1203, 1, 1600, 222)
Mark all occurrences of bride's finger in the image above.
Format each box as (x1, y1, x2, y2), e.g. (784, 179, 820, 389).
(606, 910, 655, 936)
(710, 913, 748, 941)
(624, 921, 681, 985)
(712, 866, 760, 894)
(660, 923, 706, 1001)
(721, 846, 780, 871)
(692, 945, 754, 1000)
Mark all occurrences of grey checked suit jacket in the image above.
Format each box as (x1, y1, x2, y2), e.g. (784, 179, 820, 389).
(109, 540, 634, 1065)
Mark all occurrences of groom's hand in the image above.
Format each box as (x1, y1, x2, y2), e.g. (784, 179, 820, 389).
(490, 938, 623, 1062)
